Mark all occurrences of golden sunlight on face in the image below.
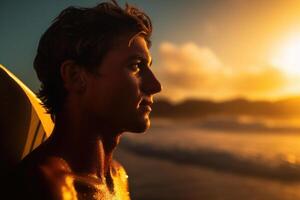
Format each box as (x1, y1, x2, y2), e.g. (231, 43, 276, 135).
(271, 35, 300, 75)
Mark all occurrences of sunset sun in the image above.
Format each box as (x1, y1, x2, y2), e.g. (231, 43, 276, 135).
(272, 36, 300, 75)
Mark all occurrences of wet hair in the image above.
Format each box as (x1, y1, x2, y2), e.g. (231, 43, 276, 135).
(34, 0, 152, 119)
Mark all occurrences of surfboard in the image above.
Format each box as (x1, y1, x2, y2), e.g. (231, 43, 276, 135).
(0, 64, 53, 170)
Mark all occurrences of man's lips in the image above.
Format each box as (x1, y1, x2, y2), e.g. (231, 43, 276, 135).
(138, 98, 153, 112)
(139, 104, 152, 112)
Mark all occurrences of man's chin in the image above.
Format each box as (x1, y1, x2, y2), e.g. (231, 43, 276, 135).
(127, 117, 151, 133)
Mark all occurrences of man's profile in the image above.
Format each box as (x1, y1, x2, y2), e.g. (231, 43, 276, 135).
(8, 1, 161, 199)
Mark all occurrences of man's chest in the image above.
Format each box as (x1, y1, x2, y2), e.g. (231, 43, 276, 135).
(73, 174, 130, 200)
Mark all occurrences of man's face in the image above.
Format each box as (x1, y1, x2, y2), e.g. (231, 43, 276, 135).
(82, 35, 161, 133)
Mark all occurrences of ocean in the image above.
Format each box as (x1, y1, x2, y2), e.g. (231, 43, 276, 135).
(115, 116, 300, 200)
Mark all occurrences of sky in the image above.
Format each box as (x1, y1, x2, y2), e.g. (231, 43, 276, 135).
(1, 0, 300, 102)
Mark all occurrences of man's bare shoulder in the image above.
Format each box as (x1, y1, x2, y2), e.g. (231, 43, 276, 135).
(13, 154, 76, 200)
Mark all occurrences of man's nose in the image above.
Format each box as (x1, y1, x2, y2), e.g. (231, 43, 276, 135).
(141, 69, 162, 95)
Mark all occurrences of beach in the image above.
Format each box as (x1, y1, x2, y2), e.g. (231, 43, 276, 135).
(116, 146, 300, 200)
(115, 117, 300, 200)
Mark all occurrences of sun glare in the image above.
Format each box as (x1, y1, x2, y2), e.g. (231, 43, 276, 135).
(272, 36, 300, 75)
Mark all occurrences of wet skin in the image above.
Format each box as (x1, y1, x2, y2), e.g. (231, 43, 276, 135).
(13, 35, 161, 200)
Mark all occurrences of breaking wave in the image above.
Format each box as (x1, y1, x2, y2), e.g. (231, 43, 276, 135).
(198, 118, 300, 133)
(151, 117, 300, 133)
(120, 137, 300, 182)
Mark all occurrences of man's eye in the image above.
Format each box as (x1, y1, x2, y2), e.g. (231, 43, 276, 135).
(130, 64, 140, 73)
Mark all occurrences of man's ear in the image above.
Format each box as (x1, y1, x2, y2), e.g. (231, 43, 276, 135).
(60, 60, 86, 93)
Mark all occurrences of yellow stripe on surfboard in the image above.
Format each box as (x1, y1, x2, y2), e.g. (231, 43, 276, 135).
(0, 65, 54, 158)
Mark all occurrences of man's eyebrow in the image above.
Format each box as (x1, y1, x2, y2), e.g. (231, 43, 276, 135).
(128, 55, 152, 66)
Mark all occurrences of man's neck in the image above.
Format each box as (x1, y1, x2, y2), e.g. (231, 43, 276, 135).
(46, 111, 122, 184)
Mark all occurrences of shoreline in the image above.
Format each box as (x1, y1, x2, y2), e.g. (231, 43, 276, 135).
(115, 145, 300, 200)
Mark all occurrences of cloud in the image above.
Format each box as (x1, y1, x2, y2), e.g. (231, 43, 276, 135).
(232, 65, 287, 96)
(155, 41, 289, 101)
(157, 42, 221, 88)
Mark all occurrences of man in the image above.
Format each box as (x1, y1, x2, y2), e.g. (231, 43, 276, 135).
(9, 1, 161, 199)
